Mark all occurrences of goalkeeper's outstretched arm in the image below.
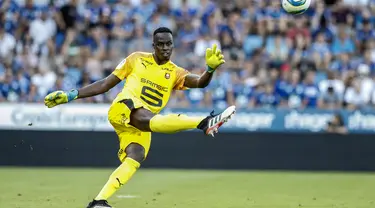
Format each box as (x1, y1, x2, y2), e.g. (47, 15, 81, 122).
(77, 74, 121, 98)
(44, 74, 121, 108)
(184, 72, 214, 89)
(183, 44, 225, 89)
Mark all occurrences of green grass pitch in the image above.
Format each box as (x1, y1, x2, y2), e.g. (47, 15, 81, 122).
(0, 168, 374, 208)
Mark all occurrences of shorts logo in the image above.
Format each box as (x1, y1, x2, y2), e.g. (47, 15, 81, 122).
(120, 114, 128, 125)
(165, 73, 170, 79)
(118, 148, 124, 157)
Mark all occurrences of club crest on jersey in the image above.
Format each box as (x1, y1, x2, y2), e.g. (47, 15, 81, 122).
(165, 72, 170, 79)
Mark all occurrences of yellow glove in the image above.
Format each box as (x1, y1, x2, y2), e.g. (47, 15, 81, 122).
(205, 44, 225, 73)
(44, 89, 78, 108)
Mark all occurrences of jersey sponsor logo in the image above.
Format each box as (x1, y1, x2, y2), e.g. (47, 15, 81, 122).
(140, 78, 168, 92)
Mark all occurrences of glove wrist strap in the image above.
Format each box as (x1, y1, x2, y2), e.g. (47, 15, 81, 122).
(206, 65, 215, 73)
(67, 89, 78, 102)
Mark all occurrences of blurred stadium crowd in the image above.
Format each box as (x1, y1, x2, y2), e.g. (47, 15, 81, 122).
(1, 0, 375, 110)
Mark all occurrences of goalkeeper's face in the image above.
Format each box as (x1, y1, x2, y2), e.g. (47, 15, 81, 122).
(153, 32, 174, 62)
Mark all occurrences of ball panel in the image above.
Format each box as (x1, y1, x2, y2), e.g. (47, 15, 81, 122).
(286, 0, 307, 7)
(282, 0, 311, 15)
(288, 9, 308, 15)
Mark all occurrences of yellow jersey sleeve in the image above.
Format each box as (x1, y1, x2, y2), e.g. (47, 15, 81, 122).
(173, 67, 190, 90)
(112, 53, 137, 80)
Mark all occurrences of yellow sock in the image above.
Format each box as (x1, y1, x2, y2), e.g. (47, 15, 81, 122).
(95, 157, 140, 200)
(149, 114, 205, 133)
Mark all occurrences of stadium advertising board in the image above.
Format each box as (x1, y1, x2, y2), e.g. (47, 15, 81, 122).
(1, 103, 375, 133)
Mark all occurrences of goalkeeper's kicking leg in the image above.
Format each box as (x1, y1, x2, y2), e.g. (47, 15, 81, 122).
(130, 105, 236, 137)
(87, 105, 236, 208)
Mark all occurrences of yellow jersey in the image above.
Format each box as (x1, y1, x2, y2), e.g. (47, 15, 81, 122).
(112, 52, 190, 114)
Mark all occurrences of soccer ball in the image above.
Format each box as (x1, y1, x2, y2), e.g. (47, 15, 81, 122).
(281, 0, 311, 15)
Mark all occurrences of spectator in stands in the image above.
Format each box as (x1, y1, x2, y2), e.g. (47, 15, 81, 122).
(330, 53, 354, 76)
(184, 86, 206, 107)
(266, 32, 289, 68)
(234, 74, 254, 109)
(319, 70, 345, 97)
(178, 21, 199, 51)
(252, 83, 281, 108)
(285, 70, 304, 108)
(127, 26, 152, 52)
(344, 77, 366, 110)
(359, 50, 375, 75)
(172, 0, 197, 25)
(112, 0, 134, 20)
(0, 24, 16, 59)
(15, 69, 30, 98)
(84, 0, 111, 27)
(0, 69, 20, 102)
(77, 70, 94, 90)
(194, 29, 221, 57)
(20, 0, 39, 20)
(311, 32, 331, 70)
(29, 9, 56, 56)
(287, 16, 311, 46)
(146, 12, 168, 37)
(301, 70, 319, 108)
(356, 19, 375, 53)
(243, 25, 264, 58)
(318, 86, 342, 109)
(311, 1, 334, 40)
(31, 60, 57, 98)
(331, 0, 353, 25)
(0, 3, 19, 35)
(24, 83, 39, 102)
(55, 0, 79, 55)
(167, 91, 190, 108)
(62, 55, 82, 90)
(357, 64, 374, 105)
(0, 0, 19, 16)
(290, 34, 310, 67)
(14, 43, 39, 71)
(205, 10, 221, 38)
(18, 0, 39, 39)
(109, 11, 133, 52)
(331, 25, 355, 57)
(134, 0, 157, 24)
(209, 69, 233, 110)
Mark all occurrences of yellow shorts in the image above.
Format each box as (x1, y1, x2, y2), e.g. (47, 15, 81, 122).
(108, 96, 152, 162)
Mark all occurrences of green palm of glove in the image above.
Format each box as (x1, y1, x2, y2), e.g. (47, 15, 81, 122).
(44, 90, 78, 108)
(205, 44, 225, 72)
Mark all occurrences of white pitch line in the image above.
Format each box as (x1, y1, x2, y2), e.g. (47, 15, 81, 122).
(116, 195, 140, 199)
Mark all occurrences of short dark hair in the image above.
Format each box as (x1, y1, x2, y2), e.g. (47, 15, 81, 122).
(153, 27, 173, 36)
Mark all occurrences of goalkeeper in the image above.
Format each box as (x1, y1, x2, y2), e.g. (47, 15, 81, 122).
(44, 27, 236, 208)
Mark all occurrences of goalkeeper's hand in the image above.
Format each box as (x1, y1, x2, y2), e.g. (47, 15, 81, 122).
(205, 44, 225, 73)
(44, 89, 78, 108)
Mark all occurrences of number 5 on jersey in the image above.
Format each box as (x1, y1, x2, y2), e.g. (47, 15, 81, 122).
(140, 86, 163, 107)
